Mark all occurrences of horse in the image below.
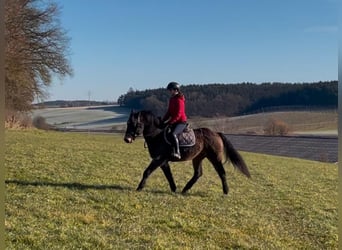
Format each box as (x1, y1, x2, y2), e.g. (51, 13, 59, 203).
(123, 110, 251, 194)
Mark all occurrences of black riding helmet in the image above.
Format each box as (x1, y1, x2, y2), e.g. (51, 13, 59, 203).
(166, 82, 180, 91)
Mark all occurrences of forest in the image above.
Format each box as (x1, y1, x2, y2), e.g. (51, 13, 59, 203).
(117, 81, 337, 118)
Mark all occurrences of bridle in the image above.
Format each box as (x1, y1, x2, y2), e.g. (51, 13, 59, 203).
(125, 111, 163, 141)
(126, 112, 144, 140)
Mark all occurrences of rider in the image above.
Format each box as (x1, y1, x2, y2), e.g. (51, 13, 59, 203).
(162, 82, 187, 159)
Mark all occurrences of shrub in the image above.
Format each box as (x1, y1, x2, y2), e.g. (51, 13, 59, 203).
(5, 110, 32, 129)
(32, 116, 53, 130)
(264, 118, 291, 136)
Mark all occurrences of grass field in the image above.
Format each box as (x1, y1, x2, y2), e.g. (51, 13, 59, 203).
(5, 130, 338, 249)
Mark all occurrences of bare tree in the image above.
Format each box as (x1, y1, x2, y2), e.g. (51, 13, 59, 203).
(5, 0, 73, 111)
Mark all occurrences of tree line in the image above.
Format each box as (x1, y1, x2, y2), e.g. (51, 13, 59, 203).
(118, 81, 337, 117)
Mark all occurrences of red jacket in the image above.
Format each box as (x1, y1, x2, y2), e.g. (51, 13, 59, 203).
(163, 94, 187, 124)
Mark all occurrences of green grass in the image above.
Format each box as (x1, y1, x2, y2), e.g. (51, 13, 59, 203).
(5, 130, 338, 249)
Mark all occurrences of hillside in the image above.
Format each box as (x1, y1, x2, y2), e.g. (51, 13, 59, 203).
(190, 110, 338, 135)
(32, 106, 337, 136)
(32, 105, 130, 130)
(34, 100, 116, 108)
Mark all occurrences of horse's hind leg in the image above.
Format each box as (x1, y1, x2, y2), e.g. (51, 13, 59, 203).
(182, 156, 204, 194)
(137, 159, 164, 191)
(208, 154, 229, 194)
(161, 162, 177, 192)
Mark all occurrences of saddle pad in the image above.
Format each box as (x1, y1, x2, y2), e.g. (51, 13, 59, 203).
(164, 127, 196, 147)
(178, 129, 196, 147)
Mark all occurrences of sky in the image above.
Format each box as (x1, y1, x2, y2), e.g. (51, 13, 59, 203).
(47, 0, 338, 102)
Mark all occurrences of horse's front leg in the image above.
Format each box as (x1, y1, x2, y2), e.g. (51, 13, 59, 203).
(160, 162, 176, 192)
(137, 159, 165, 191)
(182, 156, 203, 194)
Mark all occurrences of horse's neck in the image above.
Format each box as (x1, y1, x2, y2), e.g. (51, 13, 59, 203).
(143, 125, 162, 140)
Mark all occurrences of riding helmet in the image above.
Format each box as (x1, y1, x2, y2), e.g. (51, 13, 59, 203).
(167, 82, 180, 91)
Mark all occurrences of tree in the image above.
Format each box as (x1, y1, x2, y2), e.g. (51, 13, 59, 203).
(140, 95, 165, 116)
(5, 0, 73, 111)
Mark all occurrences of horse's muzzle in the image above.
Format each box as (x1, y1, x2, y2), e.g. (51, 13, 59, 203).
(124, 134, 133, 143)
(124, 138, 132, 143)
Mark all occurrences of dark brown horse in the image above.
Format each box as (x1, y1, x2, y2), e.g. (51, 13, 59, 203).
(124, 110, 251, 194)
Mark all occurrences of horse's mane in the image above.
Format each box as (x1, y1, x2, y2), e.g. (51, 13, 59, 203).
(139, 110, 162, 128)
(139, 110, 155, 117)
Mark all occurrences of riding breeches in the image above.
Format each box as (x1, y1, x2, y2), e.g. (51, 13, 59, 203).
(172, 123, 187, 136)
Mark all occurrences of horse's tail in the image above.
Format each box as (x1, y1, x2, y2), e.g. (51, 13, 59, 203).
(218, 133, 251, 178)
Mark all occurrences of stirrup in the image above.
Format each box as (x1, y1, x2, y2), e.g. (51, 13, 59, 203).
(171, 150, 182, 159)
(171, 152, 181, 159)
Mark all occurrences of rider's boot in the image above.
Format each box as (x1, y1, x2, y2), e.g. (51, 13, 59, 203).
(171, 134, 181, 159)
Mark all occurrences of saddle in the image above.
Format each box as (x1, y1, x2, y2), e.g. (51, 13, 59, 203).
(164, 123, 196, 147)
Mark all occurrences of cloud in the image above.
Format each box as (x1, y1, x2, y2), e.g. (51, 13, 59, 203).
(304, 25, 338, 34)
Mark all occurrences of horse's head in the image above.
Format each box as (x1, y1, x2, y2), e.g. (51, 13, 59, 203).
(124, 110, 144, 143)
(124, 110, 162, 143)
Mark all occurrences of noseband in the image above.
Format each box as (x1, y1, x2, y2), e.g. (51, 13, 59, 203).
(127, 112, 143, 139)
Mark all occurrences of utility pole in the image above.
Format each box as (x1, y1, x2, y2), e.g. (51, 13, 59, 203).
(87, 90, 91, 107)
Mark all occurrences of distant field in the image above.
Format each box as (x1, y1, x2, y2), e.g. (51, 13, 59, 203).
(33, 106, 338, 135)
(190, 110, 338, 135)
(32, 105, 131, 130)
(5, 130, 338, 249)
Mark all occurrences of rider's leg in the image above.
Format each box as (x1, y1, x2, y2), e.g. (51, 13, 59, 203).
(171, 133, 181, 159)
(171, 123, 187, 159)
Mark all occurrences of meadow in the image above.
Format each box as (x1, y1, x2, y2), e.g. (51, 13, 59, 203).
(5, 130, 338, 249)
